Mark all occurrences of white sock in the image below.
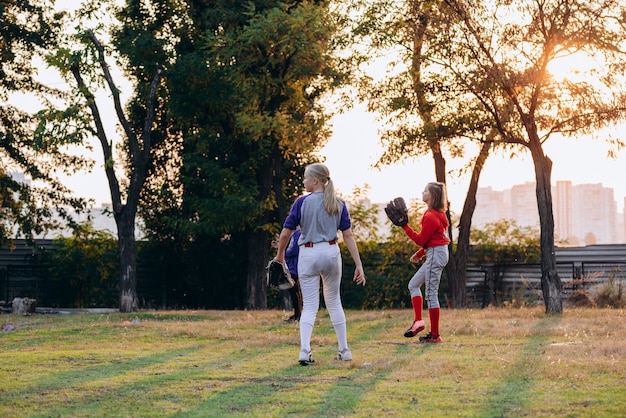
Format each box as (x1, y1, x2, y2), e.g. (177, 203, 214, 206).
(300, 321, 313, 352)
(334, 321, 348, 352)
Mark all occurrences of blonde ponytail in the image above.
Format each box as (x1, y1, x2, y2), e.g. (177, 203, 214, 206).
(307, 163, 340, 215)
(324, 177, 340, 215)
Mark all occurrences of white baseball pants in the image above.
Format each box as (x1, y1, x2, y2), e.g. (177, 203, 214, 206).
(297, 242, 348, 353)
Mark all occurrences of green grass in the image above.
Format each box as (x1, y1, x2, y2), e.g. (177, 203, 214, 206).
(1, 308, 625, 417)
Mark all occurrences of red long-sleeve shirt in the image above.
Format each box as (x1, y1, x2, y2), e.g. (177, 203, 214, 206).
(403, 208, 450, 260)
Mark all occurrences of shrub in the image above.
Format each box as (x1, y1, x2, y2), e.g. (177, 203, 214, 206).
(502, 276, 542, 308)
(47, 223, 118, 308)
(592, 275, 625, 308)
(566, 270, 625, 309)
(567, 289, 595, 308)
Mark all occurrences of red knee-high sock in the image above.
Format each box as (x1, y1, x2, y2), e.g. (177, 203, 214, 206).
(412, 296, 423, 321)
(428, 307, 440, 336)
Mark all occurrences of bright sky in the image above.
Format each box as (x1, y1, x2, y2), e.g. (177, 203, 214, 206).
(37, 0, 626, 215)
(60, 99, 626, 215)
(322, 102, 626, 214)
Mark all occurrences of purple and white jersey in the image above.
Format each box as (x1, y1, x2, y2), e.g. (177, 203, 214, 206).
(283, 192, 351, 246)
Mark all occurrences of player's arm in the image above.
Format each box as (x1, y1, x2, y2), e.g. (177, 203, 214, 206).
(341, 227, 366, 286)
(402, 212, 437, 246)
(274, 227, 294, 263)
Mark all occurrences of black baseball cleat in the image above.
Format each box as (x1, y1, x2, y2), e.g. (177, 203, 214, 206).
(284, 315, 300, 323)
(298, 349, 315, 366)
(419, 333, 442, 343)
(403, 320, 425, 338)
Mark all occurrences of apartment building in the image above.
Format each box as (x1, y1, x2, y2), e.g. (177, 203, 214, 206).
(474, 181, 624, 245)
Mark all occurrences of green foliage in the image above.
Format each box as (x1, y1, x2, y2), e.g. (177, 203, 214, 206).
(470, 220, 541, 265)
(120, 1, 349, 242)
(47, 223, 118, 308)
(184, 1, 344, 232)
(340, 184, 381, 242)
(113, 1, 352, 309)
(348, 0, 490, 167)
(341, 240, 415, 309)
(0, 1, 90, 246)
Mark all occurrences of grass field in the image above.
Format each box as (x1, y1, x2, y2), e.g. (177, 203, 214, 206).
(1, 307, 625, 417)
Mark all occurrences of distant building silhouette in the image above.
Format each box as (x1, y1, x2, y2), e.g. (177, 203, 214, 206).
(8, 172, 141, 240)
(511, 182, 539, 228)
(8, 172, 624, 244)
(41, 204, 144, 240)
(474, 181, 624, 245)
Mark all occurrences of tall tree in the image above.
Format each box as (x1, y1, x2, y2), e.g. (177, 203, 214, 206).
(351, 0, 626, 313)
(348, 0, 495, 307)
(441, 0, 626, 313)
(47, 4, 163, 312)
(116, 1, 349, 309)
(204, 2, 348, 309)
(0, 0, 89, 246)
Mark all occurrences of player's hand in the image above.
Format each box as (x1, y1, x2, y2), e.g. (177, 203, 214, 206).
(353, 266, 366, 286)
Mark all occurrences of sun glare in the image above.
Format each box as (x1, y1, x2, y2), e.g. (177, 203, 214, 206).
(546, 51, 600, 83)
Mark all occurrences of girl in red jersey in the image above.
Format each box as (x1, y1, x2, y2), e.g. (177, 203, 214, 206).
(402, 182, 450, 343)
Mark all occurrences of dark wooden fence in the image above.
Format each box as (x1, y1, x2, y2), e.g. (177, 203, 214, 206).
(0, 239, 163, 309)
(465, 244, 626, 307)
(2, 240, 625, 309)
(0, 240, 56, 305)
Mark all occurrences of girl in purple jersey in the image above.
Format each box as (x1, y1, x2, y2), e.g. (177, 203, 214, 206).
(271, 229, 303, 322)
(284, 229, 302, 322)
(275, 163, 366, 366)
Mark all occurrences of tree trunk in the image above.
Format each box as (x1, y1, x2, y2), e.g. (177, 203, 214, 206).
(246, 230, 269, 309)
(70, 38, 161, 313)
(432, 143, 446, 184)
(447, 141, 492, 308)
(528, 137, 562, 314)
(117, 211, 138, 312)
(445, 255, 462, 307)
(246, 139, 283, 309)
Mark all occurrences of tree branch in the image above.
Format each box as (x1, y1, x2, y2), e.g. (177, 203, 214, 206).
(70, 61, 122, 207)
(141, 69, 162, 165)
(86, 30, 140, 165)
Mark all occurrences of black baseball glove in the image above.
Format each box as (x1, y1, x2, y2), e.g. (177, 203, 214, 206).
(266, 259, 295, 291)
(384, 197, 409, 227)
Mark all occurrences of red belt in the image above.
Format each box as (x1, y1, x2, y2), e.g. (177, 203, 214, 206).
(304, 240, 336, 248)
